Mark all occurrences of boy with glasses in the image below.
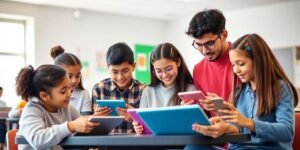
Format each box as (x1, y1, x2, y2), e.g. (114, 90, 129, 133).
(184, 9, 233, 114)
(92, 42, 145, 133)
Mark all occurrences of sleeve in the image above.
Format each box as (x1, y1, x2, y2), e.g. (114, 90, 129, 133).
(19, 106, 72, 149)
(80, 90, 92, 112)
(252, 81, 295, 142)
(8, 105, 20, 118)
(139, 87, 149, 108)
(70, 104, 81, 120)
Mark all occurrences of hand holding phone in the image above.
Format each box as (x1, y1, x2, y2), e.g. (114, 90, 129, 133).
(210, 98, 230, 115)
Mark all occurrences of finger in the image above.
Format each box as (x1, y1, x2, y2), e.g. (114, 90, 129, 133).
(223, 102, 236, 110)
(209, 116, 221, 123)
(126, 104, 133, 109)
(132, 121, 139, 126)
(200, 99, 211, 104)
(207, 92, 218, 97)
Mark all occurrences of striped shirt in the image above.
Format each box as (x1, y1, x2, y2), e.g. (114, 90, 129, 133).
(92, 78, 145, 132)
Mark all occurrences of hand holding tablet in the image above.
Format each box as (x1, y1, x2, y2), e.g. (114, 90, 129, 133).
(96, 100, 126, 116)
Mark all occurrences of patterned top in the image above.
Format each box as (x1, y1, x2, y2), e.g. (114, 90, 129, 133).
(92, 78, 145, 132)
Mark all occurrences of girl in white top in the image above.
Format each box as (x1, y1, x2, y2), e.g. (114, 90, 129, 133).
(51, 46, 92, 115)
(134, 43, 196, 134)
(16, 65, 99, 150)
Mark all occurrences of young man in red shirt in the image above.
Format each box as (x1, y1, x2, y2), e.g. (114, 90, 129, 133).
(184, 9, 233, 114)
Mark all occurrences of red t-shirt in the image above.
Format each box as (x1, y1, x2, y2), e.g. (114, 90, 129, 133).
(193, 43, 233, 102)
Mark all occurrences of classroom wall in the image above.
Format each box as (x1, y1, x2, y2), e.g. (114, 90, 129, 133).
(0, 1, 166, 93)
(164, 1, 300, 85)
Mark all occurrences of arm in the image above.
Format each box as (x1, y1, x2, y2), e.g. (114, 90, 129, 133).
(252, 82, 294, 142)
(80, 90, 92, 113)
(19, 108, 71, 149)
(8, 105, 21, 118)
(139, 87, 149, 108)
(221, 82, 295, 142)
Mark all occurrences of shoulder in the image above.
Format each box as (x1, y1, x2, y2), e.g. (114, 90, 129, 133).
(133, 79, 146, 89)
(22, 98, 45, 116)
(93, 78, 111, 89)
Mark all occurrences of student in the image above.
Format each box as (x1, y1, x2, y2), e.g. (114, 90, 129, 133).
(51, 45, 92, 115)
(184, 9, 233, 114)
(191, 34, 299, 149)
(133, 43, 196, 134)
(92, 42, 145, 133)
(17, 65, 99, 150)
(8, 100, 26, 118)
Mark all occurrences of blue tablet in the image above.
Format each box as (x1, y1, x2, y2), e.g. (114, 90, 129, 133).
(137, 105, 211, 135)
(96, 100, 126, 116)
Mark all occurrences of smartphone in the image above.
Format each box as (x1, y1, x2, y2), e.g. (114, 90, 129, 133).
(211, 98, 229, 115)
(178, 90, 206, 103)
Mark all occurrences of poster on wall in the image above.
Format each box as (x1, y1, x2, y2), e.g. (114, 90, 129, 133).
(96, 51, 107, 73)
(135, 44, 155, 85)
(137, 53, 147, 71)
(75, 48, 90, 78)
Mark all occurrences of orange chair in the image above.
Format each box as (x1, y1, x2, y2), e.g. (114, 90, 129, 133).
(293, 112, 300, 149)
(6, 129, 18, 150)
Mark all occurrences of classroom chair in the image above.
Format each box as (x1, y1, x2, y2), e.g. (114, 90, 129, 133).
(293, 112, 300, 149)
(6, 129, 18, 150)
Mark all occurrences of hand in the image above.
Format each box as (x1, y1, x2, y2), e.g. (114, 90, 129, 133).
(180, 99, 195, 105)
(192, 116, 232, 138)
(68, 116, 100, 133)
(116, 104, 133, 122)
(219, 102, 255, 131)
(199, 92, 219, 111)
(132, 121, 143, 134)
(94, 106, 112, 116)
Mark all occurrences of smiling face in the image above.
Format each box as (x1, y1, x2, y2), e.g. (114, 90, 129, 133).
(40, 76, 72, 112)
(62, 64, 81, 90)
(152, 58, 180, 87)
(108, 62, 135, 89)
(193, 31, 227, 61)
(229, 49, 255, 84)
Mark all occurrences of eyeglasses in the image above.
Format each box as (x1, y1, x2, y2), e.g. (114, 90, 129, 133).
(192, 35, 220, 51)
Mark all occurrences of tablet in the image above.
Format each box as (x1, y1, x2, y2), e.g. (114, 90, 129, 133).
(137, 105, 211, 135)
(178, 90, 206, 103)
(127, 109, 152, 134)
(96, 100, 126, 116)
(74, 116, 124, 136)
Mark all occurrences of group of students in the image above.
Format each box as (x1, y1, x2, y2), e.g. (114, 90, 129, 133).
(14, 8, 298, 150)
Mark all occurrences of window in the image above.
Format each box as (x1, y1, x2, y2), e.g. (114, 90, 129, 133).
(0, 19, 26, 106)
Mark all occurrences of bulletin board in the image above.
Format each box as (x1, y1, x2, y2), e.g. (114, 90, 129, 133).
(134, 44, 155, 85)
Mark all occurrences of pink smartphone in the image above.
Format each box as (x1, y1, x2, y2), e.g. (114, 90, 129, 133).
(178, 90, 206, 103)
(127, 109, 152, 134)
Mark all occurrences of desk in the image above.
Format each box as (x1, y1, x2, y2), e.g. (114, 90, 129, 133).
(6, 118, 19, 130)
(16, 133, 250, 149)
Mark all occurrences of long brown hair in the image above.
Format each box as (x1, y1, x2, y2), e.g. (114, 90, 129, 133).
(50, 45, 85, 90)
(229, 34, 298, 116)
(150, 43, 193, 105)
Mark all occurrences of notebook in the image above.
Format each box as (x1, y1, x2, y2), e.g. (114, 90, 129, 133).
(127, 109, 153, 134)
(96, 100, 126, 116)
(137, 105, 211, 135)
(74, 116, 124, 136)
